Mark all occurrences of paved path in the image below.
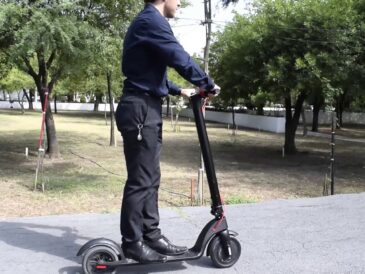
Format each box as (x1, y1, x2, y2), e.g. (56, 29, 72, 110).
(1, 193, 364, 274)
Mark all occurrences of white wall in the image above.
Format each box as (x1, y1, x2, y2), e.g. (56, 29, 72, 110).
(1, 101, 364, 132)
(0, 101, 118, 112)
(265, 110, 365, 125)
(165, 107, 286, 133)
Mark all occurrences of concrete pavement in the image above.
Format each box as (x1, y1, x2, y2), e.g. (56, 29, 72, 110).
(0, 193, 364, 274)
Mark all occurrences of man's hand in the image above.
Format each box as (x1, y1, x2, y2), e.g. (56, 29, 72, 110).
(180, 88, 196, 97)
(201, 84, 221, 98)
(209, 84, 221, 97)
(180, 84, 221, 98)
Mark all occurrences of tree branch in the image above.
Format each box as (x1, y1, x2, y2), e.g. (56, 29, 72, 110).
(48, 68, 63, 92)
(37, 49, 46, 77)
(23, 56, 38, 80)
(46, 50, 56, 69)
(293, 91, 307, 122)
(22, 88, 31, 102)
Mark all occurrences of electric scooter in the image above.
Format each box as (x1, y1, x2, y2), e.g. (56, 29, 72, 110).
(77, 92, 242, 274)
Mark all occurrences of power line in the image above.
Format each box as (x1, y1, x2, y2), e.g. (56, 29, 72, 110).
(172, 23, 203, 28)
(174, 17, 202, 21)
(174, 17, 230, 24)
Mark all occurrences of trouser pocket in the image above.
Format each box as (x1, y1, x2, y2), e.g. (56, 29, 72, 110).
(116, 98, 147, 133)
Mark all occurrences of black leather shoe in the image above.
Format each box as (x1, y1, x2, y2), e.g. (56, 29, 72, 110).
(145, 235, 188, 256)
(122, 240, 167, 263)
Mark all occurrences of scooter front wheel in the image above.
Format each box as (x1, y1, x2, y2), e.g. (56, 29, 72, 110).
(82, 246, 118, 274)
(209, 236, 241, 268)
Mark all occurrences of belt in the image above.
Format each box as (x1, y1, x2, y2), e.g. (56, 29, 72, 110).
(123, 89, 163, 98)
(122, 89, 164, 104)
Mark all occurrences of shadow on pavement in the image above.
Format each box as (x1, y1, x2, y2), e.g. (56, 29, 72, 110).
(0, 221, 91, 263)
(58, 266, 83, 274)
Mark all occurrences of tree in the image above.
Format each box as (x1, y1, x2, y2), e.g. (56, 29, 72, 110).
(332, 0, 365, 126)
(211, 0, 358, 154)
(0, 0, 143, 157)
(1, 2, 97, 157)
(0, 67, 34, 112)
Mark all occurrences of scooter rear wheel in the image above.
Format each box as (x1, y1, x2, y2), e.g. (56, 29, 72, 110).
(209, 236, 241, 268)
(82, 246, 118, 274)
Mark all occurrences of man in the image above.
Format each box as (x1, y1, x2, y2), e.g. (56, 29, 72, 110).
(116, 0, 220, 263)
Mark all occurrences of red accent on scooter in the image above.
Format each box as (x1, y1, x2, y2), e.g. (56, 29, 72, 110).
(96, 265, 107, 269)
(200, 97, 208, 113)
(212, 197, 225, 232)
(212, 213, 225, 232)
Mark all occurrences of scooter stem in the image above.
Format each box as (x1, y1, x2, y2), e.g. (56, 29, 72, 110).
(190, 94, 223, 219)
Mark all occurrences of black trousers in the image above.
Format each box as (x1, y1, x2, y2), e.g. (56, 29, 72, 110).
(115, 92, 163, 243)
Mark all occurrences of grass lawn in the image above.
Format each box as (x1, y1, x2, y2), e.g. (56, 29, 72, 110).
(0, 108, 364, 217)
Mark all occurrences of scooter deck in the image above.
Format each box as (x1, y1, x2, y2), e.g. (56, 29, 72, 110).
(96, 249, 202, 268)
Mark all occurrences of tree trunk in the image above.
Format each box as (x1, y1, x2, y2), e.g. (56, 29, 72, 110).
(284, 92, 306, 155)
(67, 93, 73, 102)
(335, 95, 344, 128)
(107, 71, 116, 146)
(23, 88, 34, 110)
(45, 102, 60, 157)
(257, 105, 264, 116)
(54, 94, 57, 114)
(38, 84, 60, 158)
(335, 91, 348, 129)
(17, 91, 25, 114)
(166, 96, 170, 117)
(311, 93, 324, 132)
(29, 88, 34, 110)
(312, 102, 320, 132)
(94, 93, 103, 112)
(301, 106, 307, 136)
(231, 102, 236, 135)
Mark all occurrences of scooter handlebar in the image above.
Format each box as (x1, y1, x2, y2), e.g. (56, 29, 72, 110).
(195, 84, 221, 98)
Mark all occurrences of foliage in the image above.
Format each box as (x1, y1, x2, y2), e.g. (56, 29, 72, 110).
(0, 0, 145, 157)
(221, 0, 240, 7)
(210, 0, 364, 153)
(0, 52, 11, 81)
(0, 67, 34, 92)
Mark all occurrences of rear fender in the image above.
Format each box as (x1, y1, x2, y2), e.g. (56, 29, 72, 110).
(77, 238, 122, 257)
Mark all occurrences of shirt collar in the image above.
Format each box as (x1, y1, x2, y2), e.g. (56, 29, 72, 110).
(145, 3, 163, 16)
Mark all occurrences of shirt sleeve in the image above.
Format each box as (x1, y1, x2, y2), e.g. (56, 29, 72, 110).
(143, 17, 215, 91)
(167, 80, 181, 96)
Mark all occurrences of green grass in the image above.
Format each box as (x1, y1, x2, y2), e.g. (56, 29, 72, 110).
(225, 195, 257, 205)
(1, 108, 364, 217)
(0, 109, 124, 192)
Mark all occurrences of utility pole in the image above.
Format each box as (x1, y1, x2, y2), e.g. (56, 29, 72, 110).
(203, 0, 212, 74)
(198, 0, 213, 206)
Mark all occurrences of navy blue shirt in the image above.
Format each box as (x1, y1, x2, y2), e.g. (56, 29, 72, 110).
(122, 4, 215, 97)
